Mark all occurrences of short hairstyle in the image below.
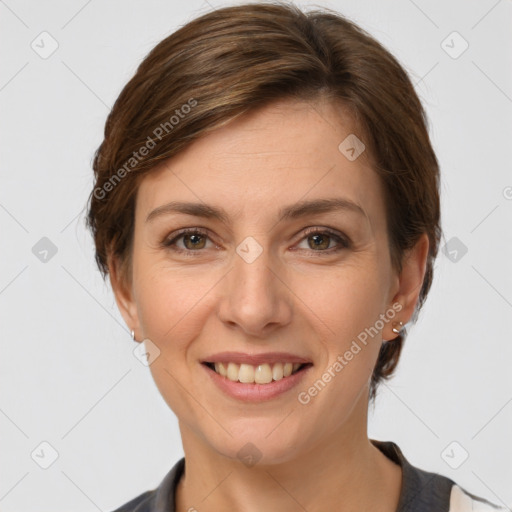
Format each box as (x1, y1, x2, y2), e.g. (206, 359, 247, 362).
(86, 1, 442, 404)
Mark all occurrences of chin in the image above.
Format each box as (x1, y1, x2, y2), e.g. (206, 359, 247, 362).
(205, 418, 308, 467)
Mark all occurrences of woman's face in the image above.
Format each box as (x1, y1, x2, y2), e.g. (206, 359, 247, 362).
(112, 98, 426, 464)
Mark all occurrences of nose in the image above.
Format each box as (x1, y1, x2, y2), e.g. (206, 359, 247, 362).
(217, 240, 293, 337)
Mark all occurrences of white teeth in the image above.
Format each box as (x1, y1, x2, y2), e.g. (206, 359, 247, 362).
(215, 362, 227, 377)
(238, 363, 255, 383)
(272, 362, 284, 380)
(227, 362, 239, 381)
(254, 363, 272, 384)
(211, 361, 305, 383)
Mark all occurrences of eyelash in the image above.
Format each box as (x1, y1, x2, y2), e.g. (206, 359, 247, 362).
(161, 227, 351, 257)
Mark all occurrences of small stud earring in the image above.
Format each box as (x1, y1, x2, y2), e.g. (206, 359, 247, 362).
(131, 330, 137, 342)
(391, 321, 404, 335)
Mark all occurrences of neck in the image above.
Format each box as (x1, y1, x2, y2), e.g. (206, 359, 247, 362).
(175, 392, 402, 512)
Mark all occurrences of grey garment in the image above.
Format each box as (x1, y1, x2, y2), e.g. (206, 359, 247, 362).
(109, 439, 489, 512)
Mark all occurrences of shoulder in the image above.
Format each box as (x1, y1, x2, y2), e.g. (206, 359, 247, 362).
(110, 490, 156, 512)
(449, 483, 508, 511)
(370, 440, 507, 512)
(109, 457, 185, 512)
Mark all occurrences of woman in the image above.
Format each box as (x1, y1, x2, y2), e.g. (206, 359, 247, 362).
(87, 3, 505, 511)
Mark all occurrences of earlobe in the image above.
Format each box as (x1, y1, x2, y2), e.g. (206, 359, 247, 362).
(107, 254, 140, 340)
(385, 233, 429, 341)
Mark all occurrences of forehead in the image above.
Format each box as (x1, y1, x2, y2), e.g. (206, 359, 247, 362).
(136, 98, 386, 230)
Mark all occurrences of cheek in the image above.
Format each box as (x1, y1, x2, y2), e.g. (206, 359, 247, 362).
(293, 258, 387, 338)
(133, 258, 222, 361)
(294, 260, 386, 391)
(292, 265, 385, 417)
(133, 265, 219, 418)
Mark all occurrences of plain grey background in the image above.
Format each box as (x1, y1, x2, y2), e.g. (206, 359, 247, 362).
(1, 0, 511, 510)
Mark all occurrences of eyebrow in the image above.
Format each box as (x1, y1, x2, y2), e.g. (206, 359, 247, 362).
(145, 197, 366, 224)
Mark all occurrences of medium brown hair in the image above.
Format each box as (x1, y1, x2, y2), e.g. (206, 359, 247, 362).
(86, 1, 442, 404)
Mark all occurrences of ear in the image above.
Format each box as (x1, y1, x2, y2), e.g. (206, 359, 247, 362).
(384, 233, 430, 341)
(108, 253, 141, 342)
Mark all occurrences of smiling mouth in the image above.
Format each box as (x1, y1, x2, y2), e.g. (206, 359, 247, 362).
(202, 361, 313, 384)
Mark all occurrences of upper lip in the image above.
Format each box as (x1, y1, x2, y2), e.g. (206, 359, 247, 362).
(202, 351, 312, 365)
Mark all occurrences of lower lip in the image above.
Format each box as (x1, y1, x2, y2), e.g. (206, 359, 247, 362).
(202, 363, 312, 402)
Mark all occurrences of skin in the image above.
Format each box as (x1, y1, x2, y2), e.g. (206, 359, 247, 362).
(109, 96, 429, 512)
